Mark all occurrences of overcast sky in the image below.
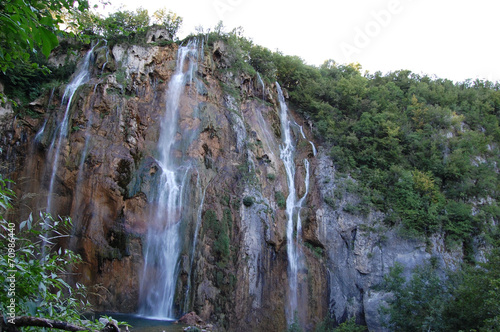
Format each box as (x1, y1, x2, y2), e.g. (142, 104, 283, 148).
(90, 0, 500, 83)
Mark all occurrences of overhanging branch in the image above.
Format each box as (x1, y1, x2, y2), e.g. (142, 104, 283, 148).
(1, 316, 120, 332)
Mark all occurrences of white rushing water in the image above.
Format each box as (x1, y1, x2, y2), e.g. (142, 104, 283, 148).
(309, 141, 317, 156)
(297, 123, 306, 139)
(183, 174, 207, 313)
(295, 121, 317, 156)
(99, 40, 109, 74)
(276, 83, 310, 324)
(296, 159, 310, 236)
(76, 85, 100, 184)
(257, 72, 265, 100)
(46, 46, 95, 213)
(34, 88, 55, 143)
(139, 40, 199, 319)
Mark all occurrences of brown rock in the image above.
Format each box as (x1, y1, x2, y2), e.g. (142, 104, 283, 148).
(177, 311, 205, 326)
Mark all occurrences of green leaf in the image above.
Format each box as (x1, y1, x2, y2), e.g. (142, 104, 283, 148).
(26, 301, 38, 316)
(39, 16, 54, 26)
(19, 213, 32, 231)
(39, 27, 59, 57)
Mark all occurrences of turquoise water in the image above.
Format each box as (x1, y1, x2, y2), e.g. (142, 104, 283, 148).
(92, 313, 186, 332)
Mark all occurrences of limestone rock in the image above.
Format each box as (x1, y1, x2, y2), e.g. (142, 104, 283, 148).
(146, 27, 172, 44)
(177, 311, 205, 326)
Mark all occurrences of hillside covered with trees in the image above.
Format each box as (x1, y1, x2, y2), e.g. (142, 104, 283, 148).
(1, 1, 499, 331)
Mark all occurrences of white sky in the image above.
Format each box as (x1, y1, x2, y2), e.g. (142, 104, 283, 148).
(90, 0, 500, 83)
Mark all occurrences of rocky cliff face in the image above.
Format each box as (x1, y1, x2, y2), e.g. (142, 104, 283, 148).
(0, 36, 465, 331)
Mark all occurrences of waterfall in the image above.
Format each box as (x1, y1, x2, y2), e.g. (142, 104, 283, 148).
(139, 40, 199, 319)
(309, 141, 317, 156)
(70, 83, 99, 227)
(76, 85, 99, 184)
(295, 122, 317, 156)
(276, 83, 309, 324)
(46, 45, 95, 213)
(99, 40, 109, 74)
(183, 174, 207, 313)
(35, 88, 55, 143)
(257, 72, 265, 100)
(296, 159, 310, 236)
(297, 123, 306, 139)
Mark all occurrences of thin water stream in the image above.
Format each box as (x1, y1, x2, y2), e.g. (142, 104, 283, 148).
(276, 83, 310, 324)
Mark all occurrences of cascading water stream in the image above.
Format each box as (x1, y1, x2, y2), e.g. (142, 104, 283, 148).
(310, 142, 317, 156)
(68, 82, 100, 248)
(36, 44, 95, 263)
(76, 83, 100, 182)
(183, 174, 207, 313)
(46, 46, 95, 213)
(99, 40, 109, 74)
(297, 123, 306, 139)
(296, 159, 310, 236)
(139, 40, 199, 319)
(295, 121, 317, 156)
(257, 72, 265, 100)
(277, 83, 310, 325)
(35, 88, 55, 143)
(190, 178, 206, 265)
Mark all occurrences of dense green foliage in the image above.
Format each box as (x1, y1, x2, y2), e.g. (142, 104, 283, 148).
(69, 6, 183, 43)
(444, 250, 500, 331)
(0, 0, 90, 106)
(382, 251, 500, 331)
(203, 209, 232, 268)
(284, 66, 499, 242)
(282, 65, 499, 239)
(202, 26, 500, 245)
(381, 262, 450, 331)
(1, 5, 184, 110)
(0, 49, 79, 109)
(313, 317, 366, 332)
(0, 0, 89, 73)
(288, 314, 366, 332)
(0, 175, 103, 330)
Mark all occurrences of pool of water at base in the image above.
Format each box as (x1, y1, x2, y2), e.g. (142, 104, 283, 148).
(91, 312, 187, 332)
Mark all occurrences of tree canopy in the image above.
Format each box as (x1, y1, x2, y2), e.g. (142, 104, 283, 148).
(0, 0, 90, 73)
(201, 27, 500, 246)
(382, 250, 500, 331)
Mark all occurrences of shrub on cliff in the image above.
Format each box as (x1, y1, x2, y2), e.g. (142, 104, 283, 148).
(314, 316, 366, 332)
(67, 6, 184, 44)
(381, 251, 500, 331)
(243, 196, 255, 207)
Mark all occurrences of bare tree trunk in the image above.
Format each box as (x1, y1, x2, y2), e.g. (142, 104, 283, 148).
(0, 316, 120, 332)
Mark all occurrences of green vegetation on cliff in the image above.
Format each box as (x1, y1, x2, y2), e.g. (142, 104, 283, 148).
(202, 25, 499, 249)
(0, 4, 183, 109)
(0, 0, 90, 73)
(68, 5, 183, 44)
(0, 0, 93, 106)
(382, 249, 500, 331)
